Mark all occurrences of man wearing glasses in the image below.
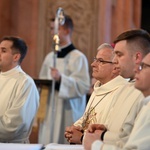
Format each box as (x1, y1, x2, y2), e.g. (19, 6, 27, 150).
(83, 29, 150, 150)
(84, 53, 150, 150)
(65, 43, 129, 144)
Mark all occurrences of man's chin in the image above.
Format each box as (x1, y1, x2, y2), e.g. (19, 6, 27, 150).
(134, 82, 140, 90)
(119, 72, 125, 78)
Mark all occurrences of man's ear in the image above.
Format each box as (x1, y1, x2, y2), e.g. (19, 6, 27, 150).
(135, 52, 143, 65)
(13, 53, 21, 62)
(65, 28, 71, 35)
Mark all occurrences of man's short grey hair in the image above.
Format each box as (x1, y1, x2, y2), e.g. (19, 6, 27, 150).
(97, 43, 114, 51)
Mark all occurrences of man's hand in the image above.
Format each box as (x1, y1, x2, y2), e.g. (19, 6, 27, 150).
(87, 124, 107, 133)
(64, 126, 73, 141)
(50, 67, 61, 81)
(64, 125, 83, 144)
(83, 130, 102, 150)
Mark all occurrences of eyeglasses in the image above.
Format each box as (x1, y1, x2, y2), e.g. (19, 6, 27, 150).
(93, 57, 113, 64)
(138, 62, 150, 71)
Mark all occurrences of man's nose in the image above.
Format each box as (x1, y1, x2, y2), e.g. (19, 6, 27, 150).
(112, 55, 118, 64)
(91, 60, 96, 67)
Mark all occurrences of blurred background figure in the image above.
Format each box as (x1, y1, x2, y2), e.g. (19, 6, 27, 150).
(38, 15, 90, 144)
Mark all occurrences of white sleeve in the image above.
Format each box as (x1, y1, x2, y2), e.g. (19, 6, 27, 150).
(92, 140, 103, 150)
(59, 53, 90, 99)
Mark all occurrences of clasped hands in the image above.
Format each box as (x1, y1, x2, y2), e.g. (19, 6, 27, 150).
(64, 124, 107, 146)
(64, 125, 83, 144)
(83, 124, 107, 150)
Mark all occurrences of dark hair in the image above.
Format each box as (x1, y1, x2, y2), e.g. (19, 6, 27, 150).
(1, 36, 27, 64)
(51, 15, 74, 32)
(113, 29, 150, 56)
(63, 15, 73, 31)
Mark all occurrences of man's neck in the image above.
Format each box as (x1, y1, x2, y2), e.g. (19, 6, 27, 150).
(60, 43, 71, 49)
(60, 37, 71, 46)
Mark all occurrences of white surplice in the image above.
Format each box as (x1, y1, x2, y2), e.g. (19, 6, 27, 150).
(39, 45, 90, 144)
(92, 96, 150, 150)
(0, 66, 39, 143)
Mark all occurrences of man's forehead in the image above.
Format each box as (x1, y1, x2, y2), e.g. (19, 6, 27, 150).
(114, 46, 128, 54)
(97, 49, 112, 58)
(114, 40, 127, 49)
(1, 40, 12, 44)
(0, 40, 13, 48)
